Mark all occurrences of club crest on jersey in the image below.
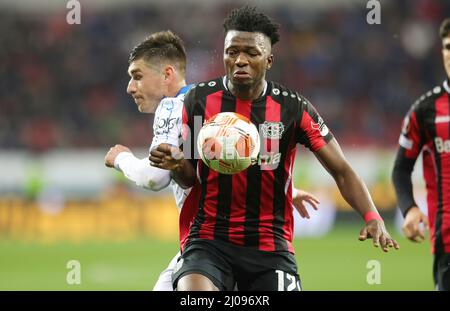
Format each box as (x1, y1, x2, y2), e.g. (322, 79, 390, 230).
(261, 121, 284, 139)
(310, 117, 329, 137)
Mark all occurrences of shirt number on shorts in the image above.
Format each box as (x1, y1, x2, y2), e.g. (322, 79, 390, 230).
(275, 270, 301, 291)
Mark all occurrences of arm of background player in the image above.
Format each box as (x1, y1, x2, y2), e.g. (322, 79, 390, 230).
(314, 138, 399, 251)
(292, 187, 320, 219)
(391, 107, 428, 242)
(105, 144, 171, 191)
(392, 151, 429, 242)
(149, 143, 196, 189)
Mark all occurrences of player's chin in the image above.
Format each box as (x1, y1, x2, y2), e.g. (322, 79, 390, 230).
(230, 77, 253, 88)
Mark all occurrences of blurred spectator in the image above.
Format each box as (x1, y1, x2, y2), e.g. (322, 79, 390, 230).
(1, 0, 449, 151)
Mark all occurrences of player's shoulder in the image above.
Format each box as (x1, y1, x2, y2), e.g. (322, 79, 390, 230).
(411, 82, 447, 112)
(157, 96, 183, 113)
(187, 77, 224, 100)
(268, 80, 309, 107)
(268, 81, 300, 100)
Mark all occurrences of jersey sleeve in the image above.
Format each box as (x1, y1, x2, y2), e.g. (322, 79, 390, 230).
(295, 96, 333, 151)
(392, 103, 424, 216)
(396, 104, 423, 160)
(150, 97, 183, 151)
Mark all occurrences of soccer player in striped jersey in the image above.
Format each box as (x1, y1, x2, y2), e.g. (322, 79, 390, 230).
(105, 30, 321, 291)
(392, 18, 450, 291)
(150, 6, 399, 291)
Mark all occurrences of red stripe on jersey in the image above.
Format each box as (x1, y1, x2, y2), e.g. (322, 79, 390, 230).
(198, 91, 223, 240)
(182, 105, 189, 142)
(258, 96, 280, 252)
(434, 93, 450, 252)
(228, 99, 252, 245)
(404, 111, 422, 159)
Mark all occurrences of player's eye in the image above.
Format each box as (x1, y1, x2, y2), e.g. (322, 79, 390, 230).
(227, 50, 238, 57)
(444, 44, 450, 51)
(133, 75, 142, 81)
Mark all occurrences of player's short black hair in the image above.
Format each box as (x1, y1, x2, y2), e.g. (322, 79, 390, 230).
(439, 18, 450, 39)
(129, 30, 187, 73)
(223, 6, 280, 46)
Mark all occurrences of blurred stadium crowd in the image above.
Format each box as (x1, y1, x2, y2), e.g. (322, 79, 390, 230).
(0, 0, 449, 152)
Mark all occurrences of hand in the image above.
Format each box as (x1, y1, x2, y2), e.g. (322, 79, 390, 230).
(359, 220, 400, 252)
(149, 143, 184, 170)
(292, 188, 319, 219)
(402, 206, 429, 243)
(105, 144, 132, 168)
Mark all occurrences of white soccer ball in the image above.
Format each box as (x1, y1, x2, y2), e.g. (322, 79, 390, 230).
(197, 112, 260, 175)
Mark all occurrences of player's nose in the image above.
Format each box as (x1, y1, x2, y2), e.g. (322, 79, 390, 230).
(235, 53, 249, 66)
(127, 80, 137, 94)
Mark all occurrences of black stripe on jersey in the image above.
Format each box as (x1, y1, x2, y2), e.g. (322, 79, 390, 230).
(214, 95, 236, 240)
(434, 98, 448, 254)
(272, 100, 292, 251)
(244, 101, 265, 247)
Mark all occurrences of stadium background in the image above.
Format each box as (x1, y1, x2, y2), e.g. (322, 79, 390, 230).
(1, 0, 448, 290)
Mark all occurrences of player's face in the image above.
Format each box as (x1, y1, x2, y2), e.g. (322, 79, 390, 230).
(224, 30, 273, 88)
(443, 36, 450, 79)
(127, 59, 166, 113)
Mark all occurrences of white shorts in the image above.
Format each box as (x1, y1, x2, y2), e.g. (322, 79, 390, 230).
(152, 251, 180, 291)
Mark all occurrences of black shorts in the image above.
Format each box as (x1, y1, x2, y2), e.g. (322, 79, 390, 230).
(172, 239, 301, 291)
(433, 252, 450, 291)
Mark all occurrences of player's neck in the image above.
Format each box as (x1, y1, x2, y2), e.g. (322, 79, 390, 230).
(228, 80, 266, 100)
(167, 79, 187, 98)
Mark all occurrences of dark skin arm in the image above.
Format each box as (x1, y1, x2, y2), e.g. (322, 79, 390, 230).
(149, 143, 196, 189)
(315, 138, 400, 252)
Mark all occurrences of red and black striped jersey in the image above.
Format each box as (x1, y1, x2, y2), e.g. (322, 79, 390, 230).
(179, 77, 333, 254)
(393, 80, 450, 254)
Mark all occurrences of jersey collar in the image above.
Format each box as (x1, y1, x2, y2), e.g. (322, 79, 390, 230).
(176, 84, 194, 98)
(222, 76, 268, 98)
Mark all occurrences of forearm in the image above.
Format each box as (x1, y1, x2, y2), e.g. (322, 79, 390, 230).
(115, 152, 171, 191)
(333, 165, 379, 218)
(392, 153, 416, 217)
(170, 159, 196, 189)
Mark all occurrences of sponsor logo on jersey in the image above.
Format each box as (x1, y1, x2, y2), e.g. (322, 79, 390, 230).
(310, 117, 329, 137)
(154, 117, 178, 134)
(257, 152, 281, 166)
(435, 115, 450, 124)
(435, 137, 450, 153)
(261, 121, 284, 139)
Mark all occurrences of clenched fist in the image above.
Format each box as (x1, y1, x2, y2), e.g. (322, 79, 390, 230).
(105, 144, 132, 168)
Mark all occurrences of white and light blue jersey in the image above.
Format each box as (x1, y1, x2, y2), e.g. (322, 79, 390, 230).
(150, 84, 193, 209)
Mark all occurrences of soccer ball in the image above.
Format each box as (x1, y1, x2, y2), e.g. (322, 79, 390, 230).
(197, 112, 260, 175)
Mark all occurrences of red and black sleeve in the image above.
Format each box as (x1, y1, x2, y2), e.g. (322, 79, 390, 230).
(392, 104, 424, 217)
(295, 96, 333, 151)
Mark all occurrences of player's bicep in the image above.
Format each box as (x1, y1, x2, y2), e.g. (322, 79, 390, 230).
(313, 138, 350, 177)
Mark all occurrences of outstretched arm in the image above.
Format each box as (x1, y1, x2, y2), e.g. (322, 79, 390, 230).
(149, 143, 196, 189)
(105, 144, 171, 191)
(314, 138, 399, 252)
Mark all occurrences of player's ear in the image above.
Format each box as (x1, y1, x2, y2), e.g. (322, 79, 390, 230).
(267, 54, 273, 70)
(164, 65, 175, 81)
